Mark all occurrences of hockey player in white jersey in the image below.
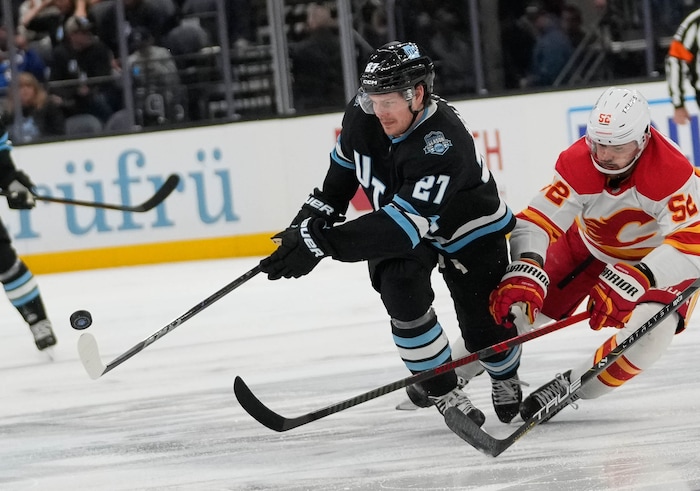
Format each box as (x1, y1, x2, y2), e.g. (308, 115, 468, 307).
(489, 86, 700, 421)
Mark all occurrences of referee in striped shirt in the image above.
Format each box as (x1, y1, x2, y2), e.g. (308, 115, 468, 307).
(666, 8, 700, 125)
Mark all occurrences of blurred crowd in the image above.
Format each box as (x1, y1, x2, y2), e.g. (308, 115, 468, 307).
(0, 0, 254, 142)
(0, 0, 697, 144)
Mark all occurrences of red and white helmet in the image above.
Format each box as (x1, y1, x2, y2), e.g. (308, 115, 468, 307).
(586, 87, 651, 175)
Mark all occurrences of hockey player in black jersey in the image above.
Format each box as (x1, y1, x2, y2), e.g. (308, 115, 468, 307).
(260, 42, 522, 427)
(0, 122, 56, 351)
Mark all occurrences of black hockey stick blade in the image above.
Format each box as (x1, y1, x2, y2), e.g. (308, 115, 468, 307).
(2, 174, 180, 212)
(78, 264, 261, 379)
(234, 312, 589, 432)
(445, 408, 508, 456)
(234, 376, 318, 431)
(446, 279, 700, 457)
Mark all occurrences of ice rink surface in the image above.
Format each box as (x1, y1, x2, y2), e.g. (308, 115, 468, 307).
(0, 256, 698, 491)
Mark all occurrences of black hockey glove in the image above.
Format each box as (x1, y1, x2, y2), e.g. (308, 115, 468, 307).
(260, 217, 332, 280)
(4, 171, 36, 210)
(289, 188, 345, 228)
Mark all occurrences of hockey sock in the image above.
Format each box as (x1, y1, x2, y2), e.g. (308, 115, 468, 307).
(0, 259, 47, 325)
(392, 307, 456, 395)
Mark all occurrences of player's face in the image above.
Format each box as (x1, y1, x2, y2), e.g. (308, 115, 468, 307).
(368, 92, 417, 137)
(590, 140, 639, 171)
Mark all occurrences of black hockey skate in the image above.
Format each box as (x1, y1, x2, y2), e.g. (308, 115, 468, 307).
(491, 374, 524, 423)
(30, 320, 57, 351)
(519, 370, 577, 423)
(397, 363, 485, 410)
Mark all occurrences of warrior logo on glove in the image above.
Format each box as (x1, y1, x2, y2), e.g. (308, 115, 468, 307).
(587, 262, 652, 330)
(489, 259, 550, 328)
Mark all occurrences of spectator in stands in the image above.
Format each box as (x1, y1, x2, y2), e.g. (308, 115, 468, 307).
(96, 0, 177, 56)
(526, 7, 573, 86)
(128, 27, 179, 88)
(20, 0, 87, 49)
(128, 27, 184, 126)
(0, 25, 47, 93)
(288, 3, 345, 113)
(17, 0, 53, 61)
(48, 15, 118, 122)
(2, 71, 65, 142)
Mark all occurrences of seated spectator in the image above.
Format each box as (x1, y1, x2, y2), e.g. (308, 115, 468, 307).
(128, 27, 179, 88)
(288, 3, 345, 113)
(2, 72, 65, 142)
(0, 25, 47, 93)
(48, 15, 119, 122)
(128, 27, 184, 126)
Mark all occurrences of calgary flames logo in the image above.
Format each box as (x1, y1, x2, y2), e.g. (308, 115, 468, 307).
(582, 209, 656, 252)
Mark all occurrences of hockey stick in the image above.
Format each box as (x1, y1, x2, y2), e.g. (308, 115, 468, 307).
(445, 279, 700, 457)
(78, 264, 261, 379)
(0, 174, 180, 212)
(234, 311, 589, 432)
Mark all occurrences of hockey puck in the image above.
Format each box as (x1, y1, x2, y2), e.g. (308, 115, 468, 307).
(70, 310, 93, 330)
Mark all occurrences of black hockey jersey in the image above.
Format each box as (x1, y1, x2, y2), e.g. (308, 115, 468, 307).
(320, 97, 515, 262)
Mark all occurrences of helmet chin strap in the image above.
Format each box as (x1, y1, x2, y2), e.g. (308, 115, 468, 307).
(407, 93, 427, 126)
(408, 106, 420, 126)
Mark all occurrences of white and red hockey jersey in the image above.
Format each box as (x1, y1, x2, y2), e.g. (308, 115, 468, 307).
(509, 127, 700, 289)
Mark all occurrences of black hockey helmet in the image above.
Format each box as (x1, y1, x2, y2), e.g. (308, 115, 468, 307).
(357, 42, 434, 114)
(359, 41, 435, 95)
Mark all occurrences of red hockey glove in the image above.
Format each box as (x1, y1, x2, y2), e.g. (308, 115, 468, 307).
(260, 217, 330, 280)
(489, 259, 550, 328)
(587, 263, 652, 330)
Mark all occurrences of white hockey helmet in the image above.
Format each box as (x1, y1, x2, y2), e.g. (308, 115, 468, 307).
(585, 87, 651, 175)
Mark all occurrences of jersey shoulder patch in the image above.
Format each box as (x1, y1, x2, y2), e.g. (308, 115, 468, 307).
(422, 130, 452, 155)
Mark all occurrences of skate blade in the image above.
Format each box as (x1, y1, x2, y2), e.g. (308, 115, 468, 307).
(40, 347, 56, 362)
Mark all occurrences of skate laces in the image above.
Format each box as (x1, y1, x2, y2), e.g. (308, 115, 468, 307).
(492, 375, 529, 405)
(430, 388, 477, 416)
(30, 320, 54, 340)
(532, 372, 579, 409)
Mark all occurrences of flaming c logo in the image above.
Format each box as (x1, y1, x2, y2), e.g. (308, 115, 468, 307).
(582, 209, 656, 247)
